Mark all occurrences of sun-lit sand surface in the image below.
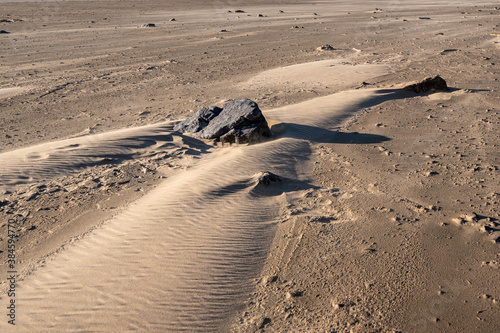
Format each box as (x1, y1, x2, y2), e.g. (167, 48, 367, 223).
(0, 122, 180, 192)
(0, 0, 499, 332)
(0, 87, 27, 99)
(0, 71, 392, 331)
(242, 59, 390, 91)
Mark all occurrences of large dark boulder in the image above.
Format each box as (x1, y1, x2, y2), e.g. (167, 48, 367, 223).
(404, 76, 448, 93)
(198, 98, 271, 144)
(174, 106, 222, 133)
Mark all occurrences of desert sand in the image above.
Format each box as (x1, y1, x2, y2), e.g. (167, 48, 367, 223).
(0, 0, 499, 332)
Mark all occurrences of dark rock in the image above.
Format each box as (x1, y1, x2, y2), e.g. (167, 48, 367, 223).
(255, 172, 281, 186)
(175, 98, 271, 144)
(198, 98, 271, 144)
(0, 30, 11, 34)
(404, 76, 448, 93)
(219, 126, 260, 144)
(235, 10, 245, 13)
(1, 18, 22, 23)
(140, 23, 156, 28)
(259, 317, 271, 329)
(440, 49, 457, 55)
(288, 290, 303, 297)
(492, 234, 500, 244)
(316, 44, 335, 51)
(174, 106, 222, 133)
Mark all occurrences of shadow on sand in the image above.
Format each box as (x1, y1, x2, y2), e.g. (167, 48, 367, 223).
(277, 123, 391, 144)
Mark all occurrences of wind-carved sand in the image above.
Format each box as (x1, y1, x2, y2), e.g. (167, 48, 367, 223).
(1, 0, 499, 331)
(242, 59, 390, 92)
(0, 87, 28, 99)
(0, 123, 193, 194)
(0, 62, 391, 331)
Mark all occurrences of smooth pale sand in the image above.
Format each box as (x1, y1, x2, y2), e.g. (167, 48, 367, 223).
(0, 0, 499, 332)
(0, 87, 27, 99)
(242, 59, 390, 91)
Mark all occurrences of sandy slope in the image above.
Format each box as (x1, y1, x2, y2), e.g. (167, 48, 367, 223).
(0, 0, 499, 332)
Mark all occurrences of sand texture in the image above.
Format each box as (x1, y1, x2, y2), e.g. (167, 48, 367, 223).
(0, 0, 499, 332)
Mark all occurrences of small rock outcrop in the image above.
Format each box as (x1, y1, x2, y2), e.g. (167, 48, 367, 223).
(175, 98, 272, 144)
(140, 23, 156, 28)
(316, 44, 335, 51)
(199, 98, 271, 144)
(404, 76, 448, 93)
(173, 106, 222, 133)
(254, 172, 281, 186)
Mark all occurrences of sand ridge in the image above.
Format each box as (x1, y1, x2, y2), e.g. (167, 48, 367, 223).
(1, 0, 499, 332)
(1, 69, 395, 331)
(0, 87, 28, 99)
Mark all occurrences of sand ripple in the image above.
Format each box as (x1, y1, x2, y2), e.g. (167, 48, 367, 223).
(0, 84, 393, 331)
(0, 123, 179, 193)
(7, 138, 310, 332)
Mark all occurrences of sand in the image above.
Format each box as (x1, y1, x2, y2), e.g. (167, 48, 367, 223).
(0, 0, 499, 332)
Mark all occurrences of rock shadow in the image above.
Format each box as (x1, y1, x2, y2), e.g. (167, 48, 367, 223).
(275, 123, 390, 144)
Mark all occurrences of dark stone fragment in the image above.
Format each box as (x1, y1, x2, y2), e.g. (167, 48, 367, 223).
(256, 172, 281, 186)
(259, 317, 271, 329)
(404, 76, 448, 93)
(174, 106, 222, 133)
(198, 98, 271, 144)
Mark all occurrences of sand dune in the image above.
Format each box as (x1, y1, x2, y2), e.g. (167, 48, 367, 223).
(4, 144, 286, 331)
(0, 69, 397, 331)
(1, 0, 499, 332)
